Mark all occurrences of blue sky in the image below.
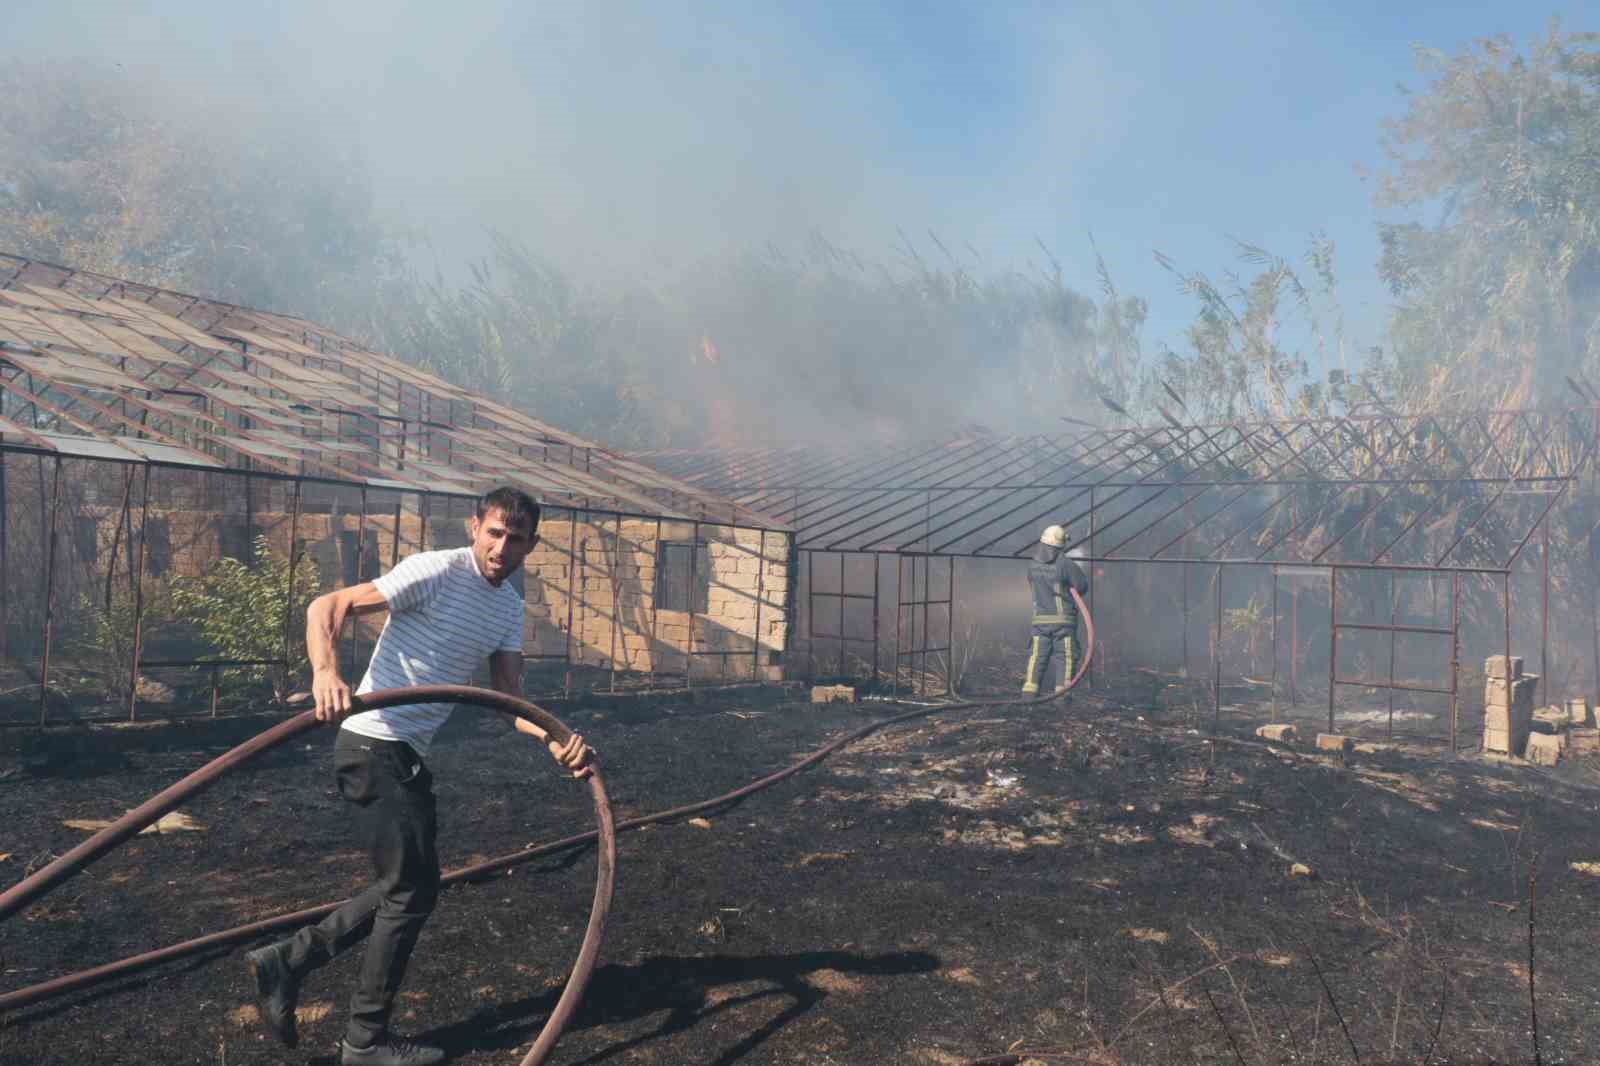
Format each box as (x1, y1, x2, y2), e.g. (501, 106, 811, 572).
(8, 0, 1598, 367)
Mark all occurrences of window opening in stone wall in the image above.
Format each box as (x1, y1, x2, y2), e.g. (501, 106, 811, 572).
(338, 528, 381, 586)
(655, 541, 709, 613)
(143, 517, 172, 577)
(73, 515, 98, 562)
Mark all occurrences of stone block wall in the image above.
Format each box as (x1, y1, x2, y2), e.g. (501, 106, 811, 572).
(525, 518, 791, 680)
(118, 504, 792, 681)
(1483, 654, 1536, 756)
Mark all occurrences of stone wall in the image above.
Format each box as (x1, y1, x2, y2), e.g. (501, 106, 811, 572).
(524, 518, 791, 680)
(91, 505, 792, 682)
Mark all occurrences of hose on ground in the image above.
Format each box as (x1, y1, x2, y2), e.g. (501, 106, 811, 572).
(0, 686, 616, 1066)
(1, 592, 1092, 1059)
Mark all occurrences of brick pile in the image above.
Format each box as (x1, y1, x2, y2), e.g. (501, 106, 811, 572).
(1483, 655, 1536, 756)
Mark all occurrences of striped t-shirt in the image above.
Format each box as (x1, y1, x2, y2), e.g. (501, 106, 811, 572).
(340, 546, 525, 756)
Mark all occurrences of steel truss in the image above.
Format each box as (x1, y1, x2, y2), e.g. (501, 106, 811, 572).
(646, 408, 1600, 751)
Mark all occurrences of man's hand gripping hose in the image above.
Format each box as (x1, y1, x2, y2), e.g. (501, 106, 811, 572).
(1, 593, 1092, 1065)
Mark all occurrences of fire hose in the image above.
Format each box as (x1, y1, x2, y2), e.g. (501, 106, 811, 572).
(0, 590, 1092, 1063)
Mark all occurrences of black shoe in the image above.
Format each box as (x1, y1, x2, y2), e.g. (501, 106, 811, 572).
(245, 941, 300, 1048)
(341, 1036, 446, 1065)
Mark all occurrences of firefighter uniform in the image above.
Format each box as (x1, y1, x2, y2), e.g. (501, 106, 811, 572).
(1022, 539, 1089, 695)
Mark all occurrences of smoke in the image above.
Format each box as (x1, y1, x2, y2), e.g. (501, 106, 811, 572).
(4, 1, 1118, 281)
(1, 1, 1150, 446)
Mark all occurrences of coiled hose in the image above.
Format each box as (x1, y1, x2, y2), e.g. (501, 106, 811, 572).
(0, 686, 616, 1066)
(1, 591, 1092, 1063)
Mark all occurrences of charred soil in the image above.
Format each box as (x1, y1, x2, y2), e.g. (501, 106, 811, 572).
(3, 679, 1600, 1065)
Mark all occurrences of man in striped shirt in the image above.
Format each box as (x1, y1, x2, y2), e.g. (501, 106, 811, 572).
(246, 486, 591, 1066)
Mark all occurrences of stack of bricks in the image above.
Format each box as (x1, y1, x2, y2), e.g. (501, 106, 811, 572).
(1568, 696, 1599, 756)
(1483, 655, 1537, 756)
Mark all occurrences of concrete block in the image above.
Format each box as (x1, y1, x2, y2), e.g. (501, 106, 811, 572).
(1315, 733, 1353, 754)
(1532, 706, 1569, 735)
(1484, 704, 1533, 733)
(1255, 724, 1299, 743)
(1568, 727, 1600, 755)
(1483, 726, 1519, 755)
(1526, 732, 1562, 766)
(1485, 675, 1538, 710)
(811, 685, 856, 704)
(1484, 655, 1524, 680)
(1568, 697, 1592, 726)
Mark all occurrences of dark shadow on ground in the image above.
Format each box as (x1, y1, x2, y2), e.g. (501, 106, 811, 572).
(403, 950, 941, 1066)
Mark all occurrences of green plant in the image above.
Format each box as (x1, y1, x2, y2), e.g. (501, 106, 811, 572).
(169, 535, 321, 699)
(1223, 593, 1271, 674)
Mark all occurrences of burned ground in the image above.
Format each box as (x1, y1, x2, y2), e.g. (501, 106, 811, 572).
(3, 677, 1600, 1066)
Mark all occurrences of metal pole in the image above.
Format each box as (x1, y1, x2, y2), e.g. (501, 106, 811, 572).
(839, 552, 846, 678)
(577, 538, 588, 685)
(649, 517, 661, 685)
(1388, 571, 1398, 738)
(565, 509, 577, 696)
(38, 457, 62, 725)
(1290, 588, 1299, 704)
(686, 519, 699, 689)
(1503, 571, 1512, 700)
(127, 465, 150, 721)
(1213, 564, 1222, 726)
(1181, 563, 1190, 678)
(752, 530, 765, 682)
(608, 513, 620, 692)
(347, 487, 367, 672)
(102, 468, 133, 612)
(1328, 568, 1338, 735)
(1451, 571, 1461, 755)
(1271, 567, 1279, 715)
(1541, 516, 1549, 706)
(1088, 485, 1097, 687)
(872, 554, 881, 689)
(1177, 498, 1190, 685)
(894, 555, 903, 695)
(244, 471, 255, 561)
(280, 480, 303, 690)
(391, 498, 403, 569)
(946, 557, 956, 696)
(807, 549, 816, 682)
(921, 556, 932, 697)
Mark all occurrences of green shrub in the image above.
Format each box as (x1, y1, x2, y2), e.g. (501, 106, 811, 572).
(169, 534, 321, 699)
(69, 583, 168, 705)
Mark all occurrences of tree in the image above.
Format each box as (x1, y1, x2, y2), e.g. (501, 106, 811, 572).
(0, 61, 395, 325)
(1376, 23, 1600, 408)
(1147, 236, 1356, 424)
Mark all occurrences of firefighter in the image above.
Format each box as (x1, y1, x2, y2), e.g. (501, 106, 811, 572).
(1022, 524, 1089, 696)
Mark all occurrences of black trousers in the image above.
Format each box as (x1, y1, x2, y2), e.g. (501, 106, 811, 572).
(283, 729, 441, 1045)
(1022, 621, 1080, 693)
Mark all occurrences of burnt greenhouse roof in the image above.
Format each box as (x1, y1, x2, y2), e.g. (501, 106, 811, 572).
(641, 409, 1600, 572)
(0, 253, 784, 530)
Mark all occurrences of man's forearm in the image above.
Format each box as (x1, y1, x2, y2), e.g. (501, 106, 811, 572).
(503, 679, 551, 740)
(305, 595, 345, 676)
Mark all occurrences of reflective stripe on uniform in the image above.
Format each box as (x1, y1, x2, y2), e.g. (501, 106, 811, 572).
(1023, 635, 1045, 689)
